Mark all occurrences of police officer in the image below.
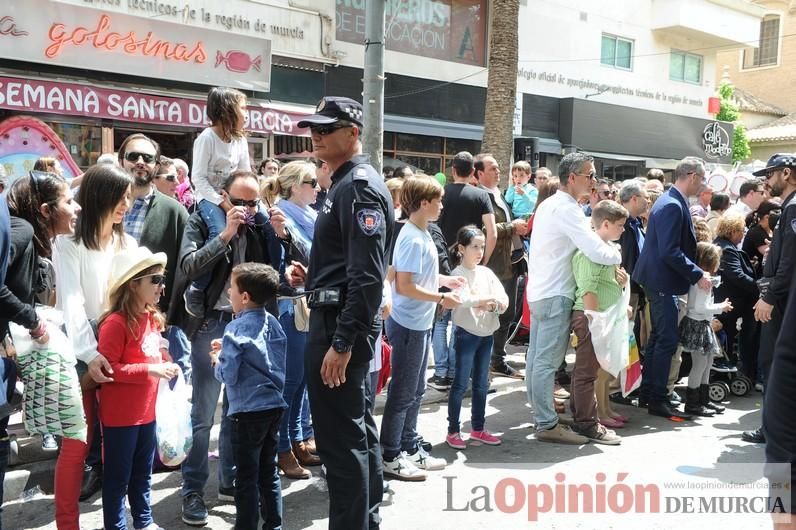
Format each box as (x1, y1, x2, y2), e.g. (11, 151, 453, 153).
(747, 153, 796, 444)
(290, 97, 393, 529)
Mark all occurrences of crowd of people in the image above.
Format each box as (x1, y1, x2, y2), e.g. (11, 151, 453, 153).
(0, 88, 795, 530)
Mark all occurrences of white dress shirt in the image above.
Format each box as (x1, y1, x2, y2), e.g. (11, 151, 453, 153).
(527, 190, 621, 303)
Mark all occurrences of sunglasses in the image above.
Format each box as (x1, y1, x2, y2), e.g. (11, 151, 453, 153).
(229, 197, 259, 208)
(309, 123, 352, 136)
(156, 173, 178, 182)
(124, 151, 157, 164)
(135, 273, 166, 286)
(302, 177, 318, 187)
(577, 171, 596, 180)
(597, 190, 613, 198)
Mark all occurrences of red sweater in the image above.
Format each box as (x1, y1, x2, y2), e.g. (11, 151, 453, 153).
(97, 312, 165, 427)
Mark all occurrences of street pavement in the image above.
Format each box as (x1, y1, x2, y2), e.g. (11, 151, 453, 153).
(5, 345, 772, 530)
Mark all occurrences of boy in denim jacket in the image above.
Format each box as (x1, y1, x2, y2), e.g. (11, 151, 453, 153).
(213, 262, 287, 530)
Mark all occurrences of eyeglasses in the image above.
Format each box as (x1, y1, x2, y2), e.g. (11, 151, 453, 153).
(124, 151, 157, 164)
(135, 273, 166, 286)
(156, 173, 178, 182)
(302, 177, 318, 187)
(576, 171, 596, 180)
(597, 190, 612, 198)
(229, 197, 259, 208)
(309, 123, 352, 136)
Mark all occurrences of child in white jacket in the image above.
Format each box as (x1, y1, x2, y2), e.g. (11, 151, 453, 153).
(446, 226, 508, 450)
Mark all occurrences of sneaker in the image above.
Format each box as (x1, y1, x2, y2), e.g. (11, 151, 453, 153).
(491, 363, 524, 379)
(406, 447, 446, 470)
(579, 424, 622, 445)
(183, 286, 206, 319)
(446, 432, 467, 449)
(218, 485, 235, 502)
(427, 375, 451, 391)
(469, 430, 502, 446)
(181, 492, 208, 526)
(41, 433, 58, 451)
(553, 384, 570, 400)
(535, 423, 589, 445)
(382, 453, 427, 482)
(139, 524, 165, 530)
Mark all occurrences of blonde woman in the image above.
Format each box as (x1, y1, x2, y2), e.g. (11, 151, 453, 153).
(260, 161, 321, 478)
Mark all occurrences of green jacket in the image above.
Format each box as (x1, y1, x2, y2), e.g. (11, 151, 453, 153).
(481, 186, 515, 281)
(140, 190, 188, 314)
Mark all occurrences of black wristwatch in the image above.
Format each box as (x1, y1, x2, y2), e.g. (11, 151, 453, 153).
(332, 338, 352, 354)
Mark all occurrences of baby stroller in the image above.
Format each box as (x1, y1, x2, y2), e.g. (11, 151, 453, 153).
(678, 328, 753, 403)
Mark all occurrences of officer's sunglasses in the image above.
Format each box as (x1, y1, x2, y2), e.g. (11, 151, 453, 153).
(310, 123, 352, 136)
(125, 151, 157, 164)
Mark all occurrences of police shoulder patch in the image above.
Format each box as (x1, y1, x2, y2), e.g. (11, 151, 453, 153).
(356, 208, 383, 236)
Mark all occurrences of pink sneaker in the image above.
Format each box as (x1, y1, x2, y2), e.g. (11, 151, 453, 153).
(469, 430, 502, 446)
(446, 432, 467, 449)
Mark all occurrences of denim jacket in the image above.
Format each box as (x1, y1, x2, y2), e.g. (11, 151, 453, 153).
(215, 308, 288, 415)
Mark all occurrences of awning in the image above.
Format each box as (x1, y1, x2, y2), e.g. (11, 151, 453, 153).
(384, 114, 483, 140)
(585, 150, 680, 169)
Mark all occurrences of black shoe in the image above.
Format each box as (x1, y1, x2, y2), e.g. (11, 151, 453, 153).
(700, 384, 725, 414)
(79, 465, 102, 502)
(218, 485, 235, 502)
(182, 492, 208, 526)
(491, 363, 524, 380)
(648, 401, 693, 421)
(609, 393, 635, 406)
(636, 397, 649, 409)
(427, 375, 451, 391)
(684, 387, 714, 417)
(417, 437, 432, 453)
(742, 428, 766, 444)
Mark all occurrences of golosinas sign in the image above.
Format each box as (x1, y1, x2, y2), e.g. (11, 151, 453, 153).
(0, 76, 309, 136)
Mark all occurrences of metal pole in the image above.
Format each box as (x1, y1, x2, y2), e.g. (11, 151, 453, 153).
(362, 0, 385, 175)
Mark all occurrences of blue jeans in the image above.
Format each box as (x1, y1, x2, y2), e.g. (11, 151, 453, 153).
(642, 289, 680, 404)
(526, 296, 574, 431)
(181, 316, 235, 497)
(432, 309, 455, 378)
(447, 328, 493, 434)
(102, 422, 157, 530)
(380, 317, 431, 460)
(166, 325, 192, 382)
(232, 409, 283, 530)
(0, 358, 16, 530)
(277, 305, 313, 452)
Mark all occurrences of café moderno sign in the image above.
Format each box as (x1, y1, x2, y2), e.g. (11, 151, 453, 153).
(1, 1, 272, 91)
(0, 76, 309, 136)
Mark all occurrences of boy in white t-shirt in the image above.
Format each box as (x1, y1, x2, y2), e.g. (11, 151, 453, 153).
(381, 176, 464, 482)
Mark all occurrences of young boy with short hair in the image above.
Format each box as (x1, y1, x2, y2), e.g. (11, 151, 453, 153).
(213, 262, 287, 530)
(505, 161, 538, 219)
(569, 200, 629, 446)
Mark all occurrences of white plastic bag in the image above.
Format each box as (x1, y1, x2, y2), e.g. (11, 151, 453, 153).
(155, 372, 193, 466)
(584, 286, 631, 378)
(10, 307, 87, 442)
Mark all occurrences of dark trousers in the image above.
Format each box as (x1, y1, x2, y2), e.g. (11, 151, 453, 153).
(759, 303, 784, 385)
(491, 275, 518, 367)
(0, 358, 16, 530)
(102, 421, 157, 530)
(570, 311, 600, 432)
(305, 308, 383, 530)
(641, 289, 680, 404)
(719, 305, 760, 380)
(232, 409, 284, 530)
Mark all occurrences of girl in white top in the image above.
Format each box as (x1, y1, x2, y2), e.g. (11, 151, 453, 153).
(184, 87, 252, 318)
(52, 164, 135, 529)
(679, 242, 732, 417)
(446, 225, 508, 450)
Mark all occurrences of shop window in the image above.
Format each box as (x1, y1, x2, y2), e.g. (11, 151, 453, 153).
(395, 133, 443, 154)
(445, 138, 482, 155)
(601, 34, 633, 70)
(670, 51, 702, 84)
(743, 14, 780, 69)
(394, 154, 442, 176)
(384, 132, 396, 151)
(49, 122, 101, 169)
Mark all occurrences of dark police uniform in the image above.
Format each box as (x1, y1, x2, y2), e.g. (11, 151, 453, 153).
(304, 152, 394, 530)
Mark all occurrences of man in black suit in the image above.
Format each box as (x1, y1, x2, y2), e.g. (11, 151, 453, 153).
(618, 179, 650, 316)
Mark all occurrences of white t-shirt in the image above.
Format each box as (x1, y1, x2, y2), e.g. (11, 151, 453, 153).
(192, 127, 251, 205)
(390, 222, 439, 331)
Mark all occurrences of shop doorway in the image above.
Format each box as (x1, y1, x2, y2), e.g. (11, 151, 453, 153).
(114, 127, 196, 167)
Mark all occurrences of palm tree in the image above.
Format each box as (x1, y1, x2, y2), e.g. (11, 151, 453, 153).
(481, 0, 519, 187)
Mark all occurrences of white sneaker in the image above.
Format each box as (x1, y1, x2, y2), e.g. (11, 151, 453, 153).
(406, 447, 446, 471)
(382, 453, 427, 482)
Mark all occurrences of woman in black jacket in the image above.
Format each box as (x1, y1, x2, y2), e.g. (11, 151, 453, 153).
(713, 213, 760, 380)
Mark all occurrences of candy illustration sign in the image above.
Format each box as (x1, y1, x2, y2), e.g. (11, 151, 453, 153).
(0, 77, 308, 136)
(1, 2, 271, 91)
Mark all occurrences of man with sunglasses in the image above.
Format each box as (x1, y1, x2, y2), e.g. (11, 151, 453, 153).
(633, 157, 712, 421)
(153, 156, 179, 199)
(289, 96, 393, 530)
(726, 178, 765, 219)
(584, 179, 612, 217)
(743, 154, 796, 445)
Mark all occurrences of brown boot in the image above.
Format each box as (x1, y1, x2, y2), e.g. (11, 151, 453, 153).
(303, 437, 317, 455)
(278, 450, 311, 479)
(292, 441, 321, 467)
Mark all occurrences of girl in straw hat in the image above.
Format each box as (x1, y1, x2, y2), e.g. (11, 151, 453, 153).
(97, 246, 179, 530)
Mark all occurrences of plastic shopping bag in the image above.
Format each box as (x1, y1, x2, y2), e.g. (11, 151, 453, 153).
(155, 373, 193, 467)
(584, 286, 631, 378)
(10, 307, 87, 442)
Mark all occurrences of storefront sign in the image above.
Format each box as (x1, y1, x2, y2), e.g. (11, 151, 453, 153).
(0, 76, 310, 136)
(336, 0, 487, 66)
(2, 2, 272, 91)
(702, 122, 732, 160)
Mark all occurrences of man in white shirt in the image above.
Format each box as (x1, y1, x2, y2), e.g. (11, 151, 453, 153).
(526, 152, 623, 444)
(726, 179, 765, 218)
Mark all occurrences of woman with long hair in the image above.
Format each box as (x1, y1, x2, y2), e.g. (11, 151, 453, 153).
(52, 164, 134, 530)
(260, 161, 320, 478)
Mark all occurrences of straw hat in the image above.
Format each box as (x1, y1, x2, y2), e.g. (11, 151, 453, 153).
(107, 247, 167, 298)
